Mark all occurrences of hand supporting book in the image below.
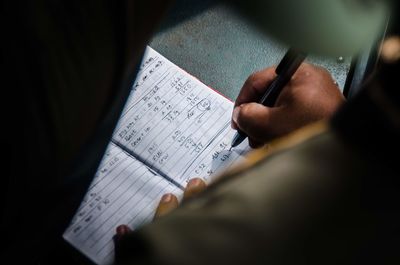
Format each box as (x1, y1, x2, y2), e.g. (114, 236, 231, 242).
(63, 46, 250, 265)
(114, 177, 208, 238)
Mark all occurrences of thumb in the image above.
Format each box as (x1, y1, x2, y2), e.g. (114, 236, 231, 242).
(113, 224, 133, 263)
(232, 103, 285, 144)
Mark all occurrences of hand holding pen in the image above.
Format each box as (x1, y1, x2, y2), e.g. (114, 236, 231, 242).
(231, 49, 345, 148)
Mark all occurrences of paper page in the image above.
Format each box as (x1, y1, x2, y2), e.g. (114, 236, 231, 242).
(63, 143, 179, 265)
(114, 46, 249, 187)
(64, 46, 250, 265)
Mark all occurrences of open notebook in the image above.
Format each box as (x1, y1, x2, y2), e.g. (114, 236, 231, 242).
(63, 46, 250, 265)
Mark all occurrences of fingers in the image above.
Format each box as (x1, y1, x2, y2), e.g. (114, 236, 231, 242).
(154, 178, 207, 220)
(113, 224, 132, 248)
(232, 102, 286, 144)
(231, 62, 345, 147)
(154, 193, 179, 219)
(235, 67, 277, 107)
(232, 67, 276, 129)
(114, 225, 133, 263)
(183, 178, 207, 200)
(114, 178, 207, 255)
(115, 225, 132, 239)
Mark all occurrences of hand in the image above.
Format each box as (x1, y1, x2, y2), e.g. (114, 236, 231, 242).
(114, 178, 207, 238)
(231, 63, 345, 148)
(154, 178, 207, 219)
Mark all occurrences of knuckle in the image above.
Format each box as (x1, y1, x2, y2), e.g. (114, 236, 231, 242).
(298, 62, 313, 72)
(246, 72, 260, 86)
(297, 63, 332, 81)
(301, 63, 319, 73)
(300, 62, 311, 69)
(237, 104, 269, 133)
(237, 104, 253, 122)
(308, 64, 330, 76)
(247, 67, 275, 84)
(315, 65, 330, 75)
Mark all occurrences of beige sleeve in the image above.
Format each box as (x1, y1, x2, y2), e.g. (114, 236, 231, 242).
(116, 129, 368, 265)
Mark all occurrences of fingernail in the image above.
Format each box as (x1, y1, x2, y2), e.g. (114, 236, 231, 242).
(161, 193, 172, 203)
(116, 225, 130, 236)
(232, 107, 240, 124)
(187, 178, 202, 188)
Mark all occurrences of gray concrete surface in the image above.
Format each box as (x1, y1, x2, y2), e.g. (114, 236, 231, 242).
(150, 0, 351, 100)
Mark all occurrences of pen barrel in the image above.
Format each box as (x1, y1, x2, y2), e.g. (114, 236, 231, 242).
(231, 129, 247, 147)
(259, 77, 284, 107)
(260, 51, 306, 107)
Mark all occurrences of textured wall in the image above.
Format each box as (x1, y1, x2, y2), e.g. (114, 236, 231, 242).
(150, 1, 350, 100)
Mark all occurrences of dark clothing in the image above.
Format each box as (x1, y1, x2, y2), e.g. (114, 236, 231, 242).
(2, 1, 171, 263)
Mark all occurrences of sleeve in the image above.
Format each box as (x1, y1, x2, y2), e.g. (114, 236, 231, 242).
(115, 131, 376, 265)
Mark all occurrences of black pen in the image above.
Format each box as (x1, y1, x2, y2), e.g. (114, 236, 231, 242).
(230, 48, 307, 149)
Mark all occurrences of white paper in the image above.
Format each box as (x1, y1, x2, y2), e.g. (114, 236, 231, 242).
(64, 46, 249, 265)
